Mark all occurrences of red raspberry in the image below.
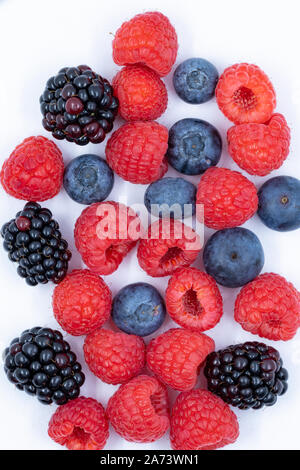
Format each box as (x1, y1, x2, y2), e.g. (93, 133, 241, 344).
(235, 272, 300, 341)
(106, 121, 168, 184)
(170, 389, 239, 450)
(137, 219, 202, 277)
(196, 167, 258, 230)
(52, 269, 112, 336)
(83, 329, 145, 384)
(48, 396, 109, 450)
(112, 12, 178, 77)
(0, 136, 64, 201)
(112, 65, 168, 121)
(228, 113, 291, 176)
(166, 267, 223, 332)
(107, 375, 170, 443)
(216, 63, 276, 124)
(74, 201, 142, 275)
(147, 328, 215, 391)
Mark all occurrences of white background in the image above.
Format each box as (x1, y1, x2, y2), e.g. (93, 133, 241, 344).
(0, 0, 299, 451)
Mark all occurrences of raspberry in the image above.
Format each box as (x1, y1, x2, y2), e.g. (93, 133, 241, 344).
(106, 121, 168, 184)
(216, 63, 276, 124)
(170, 389, 239, 450)
(234, 273, 300, 341)
(112, 65, 168, 121)
(1, 136, 64, 202)
(165, 267, 223, 332)
(52, 269, 112, 336)
(196, 167, 258, 230)
(147, 328, 214, 391)
(137, 219, 202, 277)
(74, 201, 142, 275)
(228, 113, 291, 176)
(83, 329, 145, 384)
(107, 375, 170, 443)
(112, 12, 178, 77)
(48, 397, 109, 450)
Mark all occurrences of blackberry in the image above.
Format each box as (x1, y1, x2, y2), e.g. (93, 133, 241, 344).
(1, 202, 71, 286)
(3, 327, 85, 405)
(40, 65, 118, 145)
(204, 341, 288, 410)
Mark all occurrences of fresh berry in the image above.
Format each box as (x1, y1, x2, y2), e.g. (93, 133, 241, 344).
(216, 63, 276, 124)
(112, 65, 168, 121)
(52, 269, 112, 336)
(257, 176, 300, 231)
(166, 118, 222, 175)
(74, 201, 141, 275)
(165, 267, 223, 332)
(112, 282, 166, 336)
(3, 326, 85, 405)
(137, 219, 201, 277)
(112, 12, 178, 77)
(1, 202, 71, 286)
(204, 341, 289, 409)
(203, 227, 264, 288)
(173, 58, 219, 104)
(107, 375, 170, 443)
(170, 389, 239, 450)
(234, 273, 300, 341)
(106, 121, 168, 184)
(196, 167, 258, 229)
(63, 154, 114, 205)
(1, 136, 64, 202)
(147, 328, 214, 391)
(48, 396, 108, 450)
(84, 329, 145, 384)
(228, 114, 290, 176)
(40, 65, 118, 145)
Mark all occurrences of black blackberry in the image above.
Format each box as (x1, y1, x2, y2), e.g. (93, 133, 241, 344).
(3, 327, 85, 405)
(1, 202, 71, 286)
(40, 65, 119, 145)
(204, 341, 288, 410)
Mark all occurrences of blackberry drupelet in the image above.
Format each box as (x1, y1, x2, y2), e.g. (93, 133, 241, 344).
(204, 341, 288, 410)
(1, 202, 71, 286)
(40, 65, 119, 145)
(3, 327, 85, 405)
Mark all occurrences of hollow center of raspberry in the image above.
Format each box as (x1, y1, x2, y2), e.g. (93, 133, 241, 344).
(159, 247, 183, 268)
(69, 426, 90, 448)
(183, 288, 203, 316)
(233, 86, 257, 110)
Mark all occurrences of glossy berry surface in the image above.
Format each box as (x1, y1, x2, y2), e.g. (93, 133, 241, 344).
(204, 341, 288, 410)
(63, 154, 114, 205)
(257, 176, 300, 231)
(203, 227, 264, 288)
(1, 202, 71, 286)
(166, 118, 222, 175)
(3, 327, 85, 405)
(40, 65, 118, 145)
(112, 282, 166, 336)
(173, 58, 219, 104)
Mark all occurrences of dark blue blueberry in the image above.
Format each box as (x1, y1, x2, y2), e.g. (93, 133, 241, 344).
(173, 58, 219, 104)
(166, 119, 222, 175)
(203, 228, 264, 288)
(112, 282, 166, 336)
(144, 177, 196, 219)
(63, 154, 114, 205)
(257, 176, 300, 232)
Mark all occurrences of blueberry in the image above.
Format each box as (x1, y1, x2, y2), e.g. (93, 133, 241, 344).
(203, 227, 264, 288)
(144, 177, 196, 219)
(166, 119, 222, 175)
(112, 283, 166, 336)
(63, 154, 114, 205)
(173, 58, 219, 104)
(257, 176, 300, 231)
